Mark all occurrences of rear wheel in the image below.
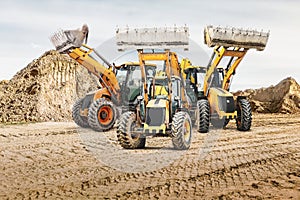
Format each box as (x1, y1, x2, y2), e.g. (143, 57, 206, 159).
(172, 111, 192, 150)
(88, 98, 116, 132)
(197, 99, 210, 133)
(72, 98, 89, 128)
(236, 99, 252, 131)
(117, 111, 146, 149)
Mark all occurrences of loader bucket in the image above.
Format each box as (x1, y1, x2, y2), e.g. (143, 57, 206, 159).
(204, 25, 269, 51)
(50, 29, 84, 53)
(116, 26, 189, 51)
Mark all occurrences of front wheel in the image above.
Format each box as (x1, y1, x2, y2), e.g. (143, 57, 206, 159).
(172, 112, 192, 150)
(88, 98, 117, 132)
(117, 111, 146, 149)
(72, 98, 89, 128)
(197, 99, 210, 133)
(236, 99, 252, 131)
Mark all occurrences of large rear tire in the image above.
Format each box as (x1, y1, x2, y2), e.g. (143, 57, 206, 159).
(88, 98, 116, 132)
(172, 111, 192, 150)
(117, 111, 146, 149)
(236, 99, 252, 131)
(72, 98, 89, 128)
(197, 99, 210, 133)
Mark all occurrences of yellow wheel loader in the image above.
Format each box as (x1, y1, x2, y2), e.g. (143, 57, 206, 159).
(50, 26, 156, 131)
(115, 27, 193, 150)
(198, 25, 270, 132)
(180, 59, 210, 133)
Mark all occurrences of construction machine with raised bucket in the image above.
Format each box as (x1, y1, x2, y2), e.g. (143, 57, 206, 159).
(50, 25, 156, 132)
(115, 26, 194, 150)
(179, 59, 210, 133)
(197, 25, 269, 132)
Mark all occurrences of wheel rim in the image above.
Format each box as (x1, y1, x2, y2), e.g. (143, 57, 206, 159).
(97, 105, 113, 125)
(129, 121, 142, 141)
(130, 122, 136, 138)
(183, 119, 191, 143)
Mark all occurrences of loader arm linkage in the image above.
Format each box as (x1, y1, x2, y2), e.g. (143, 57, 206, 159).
(50, 28, 121, 103)
(203, 46, 247, 94)
(68, 45, 121, 102)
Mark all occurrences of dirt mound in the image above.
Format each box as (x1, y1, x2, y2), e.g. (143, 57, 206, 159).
(235, 77, 300, 113)
(0, 50, 98, 123)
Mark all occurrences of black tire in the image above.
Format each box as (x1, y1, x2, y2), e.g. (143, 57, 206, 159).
(88, 98, 117, 132)
(72, 98, 89, 128)
(172, 111, 192, 150)
(236, 99, 252, 131)
(197, 99, 210, 133)
(114, 106, 122, 128)
(117, 111, 146, 149)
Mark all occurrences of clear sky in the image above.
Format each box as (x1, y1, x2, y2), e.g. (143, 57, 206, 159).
(0, 0, 299, 91)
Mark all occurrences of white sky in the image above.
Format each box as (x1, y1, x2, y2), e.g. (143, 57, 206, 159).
(0, 0, 299, 90)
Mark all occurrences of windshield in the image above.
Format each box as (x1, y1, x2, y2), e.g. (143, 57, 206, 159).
(116, 68, 128, 83)
(172, 78, 180, 97)
(211, 69, 223, 88)
(124, 65, 156, 87)
(196, 71, 205, 91)
(127, 67, 142, 87)
(145, 66, 156, 77)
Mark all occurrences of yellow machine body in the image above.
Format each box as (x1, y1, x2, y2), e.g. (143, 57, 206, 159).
(143, 98, 169, 134)
(208, 87, 237, 120)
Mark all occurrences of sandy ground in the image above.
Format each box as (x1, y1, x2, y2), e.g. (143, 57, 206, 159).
(0, 113, 299, 199)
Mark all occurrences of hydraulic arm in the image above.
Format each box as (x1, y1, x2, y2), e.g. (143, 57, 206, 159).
(67, 44, 121, 103)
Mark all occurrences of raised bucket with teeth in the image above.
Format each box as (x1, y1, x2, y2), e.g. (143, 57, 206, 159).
(204, 25, 269, 51)
(50, 30, 74, 53)
(115, 26, 189, 51)
(50, 28, 87, 53)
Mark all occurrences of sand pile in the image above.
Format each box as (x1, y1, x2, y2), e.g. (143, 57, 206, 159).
(0, 50, 98, 123)
(235, 77, 300, 113)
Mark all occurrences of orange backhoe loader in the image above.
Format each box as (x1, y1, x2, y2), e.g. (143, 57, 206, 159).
(50, 26, 156, 131)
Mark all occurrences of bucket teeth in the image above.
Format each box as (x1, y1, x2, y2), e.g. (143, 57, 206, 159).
(49, 29, 81, 53)
(50, 30, 69, 52)
(204, 25, 269, 51)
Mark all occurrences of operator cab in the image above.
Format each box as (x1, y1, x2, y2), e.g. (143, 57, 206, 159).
(183, 66, 206, 101)
(210, 66, 224, 88)
(117, 62, 156, 110)
(148, 74, 182, 100)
